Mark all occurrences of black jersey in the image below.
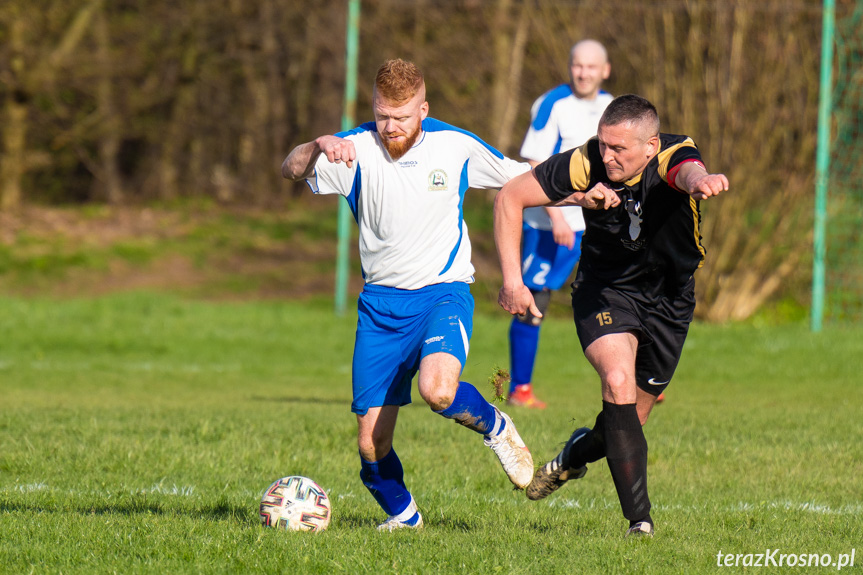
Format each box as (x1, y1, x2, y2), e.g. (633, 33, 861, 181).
(534, 134, 706, 298)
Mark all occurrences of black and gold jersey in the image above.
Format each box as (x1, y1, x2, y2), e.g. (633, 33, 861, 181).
(534, 133, 706, 297)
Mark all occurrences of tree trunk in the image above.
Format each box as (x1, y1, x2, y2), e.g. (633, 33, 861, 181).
(488, 0, 529, 155)
(0, 0, 102, 210)
(0, 15, 28, 210)
(0, 94, 28, 211)
(94, 5, 125, 204)
(489, 0, 513, 147)
(495, 3, 530, 155)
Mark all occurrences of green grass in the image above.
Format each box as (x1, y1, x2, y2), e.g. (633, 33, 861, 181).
(0, 293, 861, 574)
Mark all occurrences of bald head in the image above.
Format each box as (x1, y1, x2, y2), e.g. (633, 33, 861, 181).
(570, 40, 608, 66)
(569, 39, 611, 100)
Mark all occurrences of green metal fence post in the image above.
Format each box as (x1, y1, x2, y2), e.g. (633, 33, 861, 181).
(335, 0, 360, 316)
(812, 0, 835, 332)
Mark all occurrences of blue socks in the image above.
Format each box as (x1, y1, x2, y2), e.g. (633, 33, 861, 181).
(361, 383, 504, 523)
(359, 448, 415, 518)
(509, 319, 540, 393)
(435, 381, 502, 436)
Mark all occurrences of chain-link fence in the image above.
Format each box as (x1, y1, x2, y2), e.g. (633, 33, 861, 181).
(824, 1, 863, 322)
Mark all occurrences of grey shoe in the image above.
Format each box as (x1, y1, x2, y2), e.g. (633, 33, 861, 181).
(484, 407, 534, 489)
(625, 521, 654, 538)
(526, 427, 589, 501)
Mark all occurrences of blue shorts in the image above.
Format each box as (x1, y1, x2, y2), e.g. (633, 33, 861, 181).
(351, 282, 474, 415)
(521, 224, 583, 291)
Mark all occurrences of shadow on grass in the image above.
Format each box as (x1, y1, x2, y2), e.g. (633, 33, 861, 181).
(0, 496, 251, 521)
(2, 497, 492, 533)
(431, 516, 476, 532)
(330, 508, 476, 531)
(330, 509, 380, 529)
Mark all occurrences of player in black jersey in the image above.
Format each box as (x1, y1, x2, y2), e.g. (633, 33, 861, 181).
(494, 94, 728, 537)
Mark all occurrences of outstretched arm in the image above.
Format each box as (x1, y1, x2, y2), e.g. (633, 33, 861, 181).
(674, 161, 729, 200)
(495, 173, 622, 317)
(281, 135, 357, 181)
(494, 171, 552, 318)
(529, 160, 577, 249)
(552, 182, 622, 210)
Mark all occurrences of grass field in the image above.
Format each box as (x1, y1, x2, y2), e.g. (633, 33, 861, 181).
(0, 293, 860, 574)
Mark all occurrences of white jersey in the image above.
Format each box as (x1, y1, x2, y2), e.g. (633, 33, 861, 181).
(307, 118, 530, 290)
(520, 85, 613, 232)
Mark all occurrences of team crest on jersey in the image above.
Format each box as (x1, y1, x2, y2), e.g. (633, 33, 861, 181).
(428, 169, 448, 191)
(621, 198, 646, 251)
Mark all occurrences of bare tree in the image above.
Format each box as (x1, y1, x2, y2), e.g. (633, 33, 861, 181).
(0, 0, 831, 320)
(489, 0, 529, 153)
(0, 0, 101, 209)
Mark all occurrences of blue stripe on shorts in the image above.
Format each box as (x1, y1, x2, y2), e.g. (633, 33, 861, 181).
(351, 282, 474, 415)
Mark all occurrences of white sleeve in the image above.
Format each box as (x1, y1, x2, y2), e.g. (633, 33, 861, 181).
(519, 97, 560, 162)
(305, 146, 359, 197)
(466, 141, 531, 190)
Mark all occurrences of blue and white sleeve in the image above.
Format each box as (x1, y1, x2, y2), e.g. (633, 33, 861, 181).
(305, 144, 359, 197)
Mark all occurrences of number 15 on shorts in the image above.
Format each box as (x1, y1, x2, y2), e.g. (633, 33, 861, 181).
(596, 312, 613, 326)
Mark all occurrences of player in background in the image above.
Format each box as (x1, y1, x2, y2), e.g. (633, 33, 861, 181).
(282, 59, 534, 531)
(495, 94, 728, 536)
(507, 40, 612, 409)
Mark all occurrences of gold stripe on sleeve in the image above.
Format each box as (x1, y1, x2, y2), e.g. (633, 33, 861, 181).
(691, 195, 706, 266)
(568, 142, 592, 191)
(657, 138, 696, 182)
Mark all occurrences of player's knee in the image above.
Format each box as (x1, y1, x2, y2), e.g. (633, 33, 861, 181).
(602, 369, 634, 400)
(417, 365, 460, 410)
(418, 384, 455, 412)
(417, 373, 458, 410)
(356, 435, 375, 460)
(357, 429, 392, 461)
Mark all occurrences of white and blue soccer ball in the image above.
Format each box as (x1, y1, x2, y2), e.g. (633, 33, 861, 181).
(259, 476, 331, 532)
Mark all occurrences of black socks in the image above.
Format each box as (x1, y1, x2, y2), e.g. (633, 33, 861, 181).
(564, 401, 652, 524)
(566, 410, 607, 468)
(603, 401, 651, 523)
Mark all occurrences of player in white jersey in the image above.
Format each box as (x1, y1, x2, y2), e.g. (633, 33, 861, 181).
(282, 59, 534, 530)
(506, 39, 613, 409)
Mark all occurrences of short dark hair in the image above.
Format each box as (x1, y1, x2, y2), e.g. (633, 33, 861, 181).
(599, 94, 660, 136)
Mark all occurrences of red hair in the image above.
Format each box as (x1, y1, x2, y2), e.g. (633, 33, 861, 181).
(374, 59, 424, 104)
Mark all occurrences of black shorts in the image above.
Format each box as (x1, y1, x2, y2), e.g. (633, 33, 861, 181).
(571, 277, 695, 396)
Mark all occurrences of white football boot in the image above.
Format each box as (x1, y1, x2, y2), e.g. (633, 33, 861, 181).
(376, 499, 423, 531)
(483, 406, 534, 489)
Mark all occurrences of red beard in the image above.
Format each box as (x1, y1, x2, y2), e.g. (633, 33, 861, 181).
(381, 128, 421, 160)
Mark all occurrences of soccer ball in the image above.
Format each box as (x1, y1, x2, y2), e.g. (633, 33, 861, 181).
(259, 476, 331, 532)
